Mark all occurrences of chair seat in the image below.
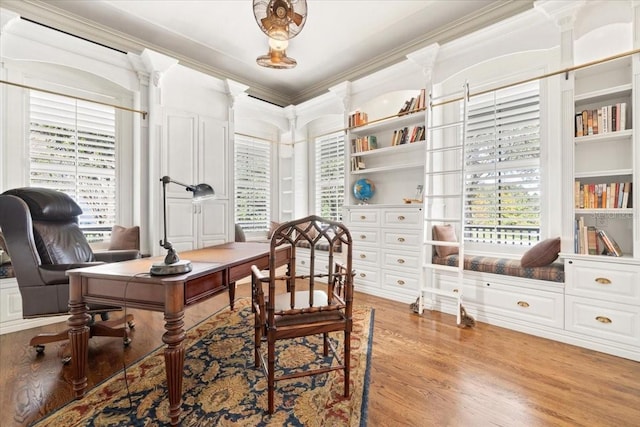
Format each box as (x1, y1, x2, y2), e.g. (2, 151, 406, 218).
(273, 291, 345, 327)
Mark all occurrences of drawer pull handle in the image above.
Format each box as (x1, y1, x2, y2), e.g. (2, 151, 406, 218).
(360, 254, 366, 259)
(360, 215, 366, 220)
(595, 277, 612, 285)
(398, 215, 405, 220)
(301, 260, 306, 265)
(517, 301, 530, 308)
(397, 259, 405, 264)
(397, 237, 405, 242)
(359, 273, 367, 278)
(453, 288, 459, 293)
(397, 280, 405, 285)
(360, 235, 367, 239)
(596, 316, 612, 324)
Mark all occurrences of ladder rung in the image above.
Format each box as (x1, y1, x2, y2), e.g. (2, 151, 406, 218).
(420, 287, 461, 298)
(424, 240, 459, 247)
(425, 169, 463, 176)
(423, 263, 461, 273)
(424, 194, 463, 199)
(426, 144, 465, 153)
(428, 120, 464, 131)
(425, 218, 462, 223)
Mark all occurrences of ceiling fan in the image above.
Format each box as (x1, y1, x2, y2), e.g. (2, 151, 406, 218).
(253, 0, 308, 69)
(253, 0, 308, 41)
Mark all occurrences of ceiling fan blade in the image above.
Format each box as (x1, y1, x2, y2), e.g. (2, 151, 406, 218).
(291, 11, 303, 27)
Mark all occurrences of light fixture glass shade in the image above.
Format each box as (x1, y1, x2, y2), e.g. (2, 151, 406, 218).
(268, 37, 288, 51)
(253, 0, 307, 40)
(257, 49, 297, 69)
(150, 176, 215, 276)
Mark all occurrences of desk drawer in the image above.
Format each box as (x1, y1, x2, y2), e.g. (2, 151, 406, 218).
(353, 247, 380, 265)
(185, 271, 226, 305)
(383, 250, 420, 270)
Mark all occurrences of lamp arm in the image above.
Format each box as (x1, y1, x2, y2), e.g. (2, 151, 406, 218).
(161, 175, 196, 192)
(159, 177, 180, 264)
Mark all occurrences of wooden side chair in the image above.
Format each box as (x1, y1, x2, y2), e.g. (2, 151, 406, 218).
(250, 215, 354, 414)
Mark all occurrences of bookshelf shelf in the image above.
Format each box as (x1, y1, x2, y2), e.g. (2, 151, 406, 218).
(350, 140, 424, 158)
(575, 208, 633, 215)
(574, 129, 632, 144)
(351, 161, 424, 175)
(574, 169, 633, 178)
(349, 110, 426, 136)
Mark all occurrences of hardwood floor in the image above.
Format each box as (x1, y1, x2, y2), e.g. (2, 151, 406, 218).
(1, 283, 639, 426)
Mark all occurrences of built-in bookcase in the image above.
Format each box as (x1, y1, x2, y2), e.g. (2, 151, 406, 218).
(571, 56, 637, 258)
(346, 90, 426, 206)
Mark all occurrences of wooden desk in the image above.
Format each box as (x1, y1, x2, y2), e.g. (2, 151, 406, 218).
(67, 242, 288, 425)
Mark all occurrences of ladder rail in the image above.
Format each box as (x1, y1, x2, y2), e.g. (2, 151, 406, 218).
(419, 82, 470, 326)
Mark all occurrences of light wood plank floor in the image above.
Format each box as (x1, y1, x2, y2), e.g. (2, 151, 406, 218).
(1, 284, 639, 426)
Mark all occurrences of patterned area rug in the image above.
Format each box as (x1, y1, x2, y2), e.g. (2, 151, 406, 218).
(33, 299, 373, 426)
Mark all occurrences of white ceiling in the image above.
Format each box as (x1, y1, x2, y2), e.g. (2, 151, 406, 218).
(2, 0, 534, 106)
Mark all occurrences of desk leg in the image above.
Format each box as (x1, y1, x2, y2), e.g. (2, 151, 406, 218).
(228, 281, 236, 310)
(68, 275, 91, 398)
(163, 284, 186, 426)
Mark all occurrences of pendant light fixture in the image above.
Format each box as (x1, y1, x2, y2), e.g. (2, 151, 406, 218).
(253, 0, 307, 69)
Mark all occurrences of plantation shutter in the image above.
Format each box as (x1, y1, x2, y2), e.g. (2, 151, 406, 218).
(464, 81, 541, 245)
(234, 135, 271, 233)
(29, 91, 116, 229)
(315, 131, 345, 221)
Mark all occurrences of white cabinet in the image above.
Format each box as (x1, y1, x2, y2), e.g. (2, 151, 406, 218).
(344, 205, 422, 302)
(163, 110, 229, 251)
(565, 258, 640, 352)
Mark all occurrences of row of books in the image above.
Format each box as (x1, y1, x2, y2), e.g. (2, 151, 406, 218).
(350, 156, 366, 171)
(348, 111, 368, 128)
(575, 218, 623, 256)
(574, 102, 627, 137)
(392, 125, 425, 146)
(351, 136, 378, 153)
(574, 181, 632, 209)
(398, 89, 426, 115)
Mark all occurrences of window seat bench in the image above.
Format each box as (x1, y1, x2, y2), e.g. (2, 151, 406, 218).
(433, 254, 564, 283)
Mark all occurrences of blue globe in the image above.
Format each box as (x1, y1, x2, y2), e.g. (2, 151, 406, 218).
(353, 178, 376, 203)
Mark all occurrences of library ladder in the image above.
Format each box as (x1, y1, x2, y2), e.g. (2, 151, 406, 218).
(417, 83, 469, 325)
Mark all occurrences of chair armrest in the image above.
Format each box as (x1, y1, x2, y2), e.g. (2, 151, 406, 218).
(94, 249, 141, 263)
(251, 264, 268, 281)
(38, 262, 104, 285)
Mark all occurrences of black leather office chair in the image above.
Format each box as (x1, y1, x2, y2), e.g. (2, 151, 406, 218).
(0, 187, 137, 360)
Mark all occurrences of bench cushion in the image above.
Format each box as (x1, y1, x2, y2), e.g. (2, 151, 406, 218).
(433, 254, 564, 283)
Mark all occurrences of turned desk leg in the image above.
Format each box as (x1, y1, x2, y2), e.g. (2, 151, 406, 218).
(68, 275, 91, 398)
(163, 283, 186, 426)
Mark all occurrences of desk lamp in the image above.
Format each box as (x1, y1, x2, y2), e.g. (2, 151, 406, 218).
(150, 176, 215, 276)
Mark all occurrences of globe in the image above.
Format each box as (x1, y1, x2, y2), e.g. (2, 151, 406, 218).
(353, 178, 376, 203)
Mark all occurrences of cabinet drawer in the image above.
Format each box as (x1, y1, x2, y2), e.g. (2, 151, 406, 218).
(351, 228, 379, 246)
(353, 265, 379, 288)
(565, 295, 640, 346)
(464, 279, 564, 329)
(347, 209, 379, 226)
(382, 208, 422, 228)
(383, 250, 420, 270)
(382, 270, 419, 292)
(382, 230, 421, 248)
(353, 247, 380, 265)
(566, 260, 640, 304)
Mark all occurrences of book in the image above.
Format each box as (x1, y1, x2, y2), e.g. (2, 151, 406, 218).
(597, 229, 623, 256)
(587, 226, 598, 255)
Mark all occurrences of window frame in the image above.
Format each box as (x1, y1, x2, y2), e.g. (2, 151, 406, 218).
(234, 133, 273, 236)
(314, 130, 346, 222)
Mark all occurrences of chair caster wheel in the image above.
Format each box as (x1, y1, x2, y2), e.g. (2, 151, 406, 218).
(35, 344, 45, 354)
(124, 337, 132, 347)
(61, 355, 72, 364)
(127, 321, 135, 329)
